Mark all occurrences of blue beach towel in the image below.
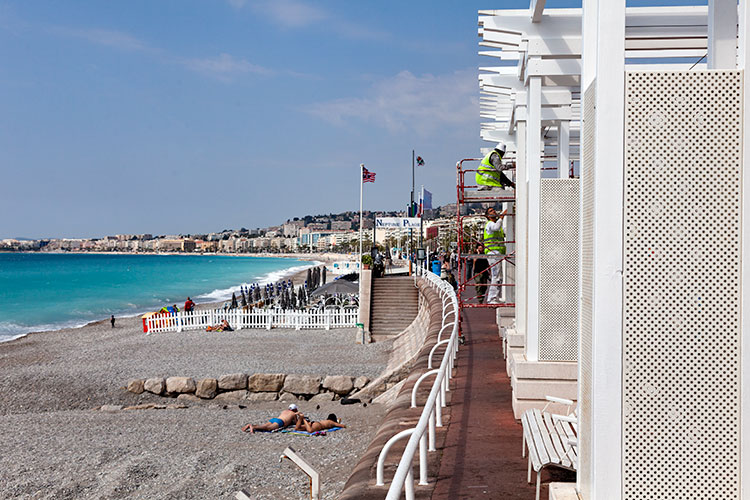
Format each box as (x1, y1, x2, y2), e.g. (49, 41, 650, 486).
(280, 427, 344, 437)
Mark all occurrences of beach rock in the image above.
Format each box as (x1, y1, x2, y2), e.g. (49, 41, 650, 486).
(166, 404, 189, 409)
(309, 392, 334, 403)
(215, 390, 248, 401)
(124, 403, 155, 410)
(196, 378, 218, 399)
(322, 375, 353, 395)
(353, 376, 370, 390)
(246, 392, 278, 402)
(278, 391, 300, 402)
(166, 377, 196, 394)
(248, 373, 285, 392)
(144, 377, 165, 395)
(100, 405, 123, 412)
(283, 374, 321, 395)
(176, 394, 201, 402)
(127, 379, 145, 394)
(218, 373, 248, 391)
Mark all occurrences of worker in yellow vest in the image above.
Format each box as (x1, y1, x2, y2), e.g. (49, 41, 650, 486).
(483, 206, 507, 304)
(476, 142, 515, 191)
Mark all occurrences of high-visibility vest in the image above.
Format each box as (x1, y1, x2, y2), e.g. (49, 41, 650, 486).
(484, 221, 506, 254)
(476, 150, 504, 186)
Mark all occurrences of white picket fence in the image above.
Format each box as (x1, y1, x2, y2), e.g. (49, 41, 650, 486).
(144, 307, 359, 334)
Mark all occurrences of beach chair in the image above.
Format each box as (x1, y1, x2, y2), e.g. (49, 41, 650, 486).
(521, 396, 578, 500)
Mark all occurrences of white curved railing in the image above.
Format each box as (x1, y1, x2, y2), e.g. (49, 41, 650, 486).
(376, 265, 460, 500)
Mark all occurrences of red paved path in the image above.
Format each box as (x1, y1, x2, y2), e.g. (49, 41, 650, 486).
(431, 306, 568, 499)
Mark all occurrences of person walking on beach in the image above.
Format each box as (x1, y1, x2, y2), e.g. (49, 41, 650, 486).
(110, 315, 115, 328)
(184, 297, 195, 312)
(241, 404, 299, 434)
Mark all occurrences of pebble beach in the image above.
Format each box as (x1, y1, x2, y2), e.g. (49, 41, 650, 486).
(0, 258, 392, 499)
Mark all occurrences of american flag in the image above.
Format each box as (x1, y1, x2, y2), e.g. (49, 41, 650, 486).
(362, 167, 376, 183)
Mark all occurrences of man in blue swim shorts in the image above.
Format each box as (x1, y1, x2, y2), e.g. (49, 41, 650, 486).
(241, 404, 299, 434)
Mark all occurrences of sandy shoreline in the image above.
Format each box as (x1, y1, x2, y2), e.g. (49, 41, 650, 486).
(0, 251, 382, 499)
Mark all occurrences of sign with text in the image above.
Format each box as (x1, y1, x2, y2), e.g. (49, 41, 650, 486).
(375, 217, 421, 228)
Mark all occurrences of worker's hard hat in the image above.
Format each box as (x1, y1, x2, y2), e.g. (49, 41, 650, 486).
(495, 143, 507, 155)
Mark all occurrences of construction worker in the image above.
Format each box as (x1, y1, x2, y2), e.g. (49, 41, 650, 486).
(476, 142, 515, 191)
(483, 206, 507, 304)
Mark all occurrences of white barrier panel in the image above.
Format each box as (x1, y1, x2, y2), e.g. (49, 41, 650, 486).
(144, 307, 358, 334)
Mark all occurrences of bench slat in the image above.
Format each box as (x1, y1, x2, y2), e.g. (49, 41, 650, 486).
(543, 412, 571, 469)
(521, 413, 543, 471)
(532, 409, 558, 465)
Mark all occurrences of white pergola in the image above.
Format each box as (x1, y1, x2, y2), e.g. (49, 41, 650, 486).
(479, 1, 750, 498)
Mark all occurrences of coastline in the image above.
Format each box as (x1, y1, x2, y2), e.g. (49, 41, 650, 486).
(0, 288, 389, 499)
(1, 252, 349, 345)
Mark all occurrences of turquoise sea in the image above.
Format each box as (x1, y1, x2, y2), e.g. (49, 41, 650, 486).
(0, 253, 311, 342)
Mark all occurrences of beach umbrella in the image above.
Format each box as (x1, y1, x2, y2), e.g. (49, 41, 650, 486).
(306, 268, 312, 287)
(253, 286, 260, 302)
(241, 290, 247, 307)
(322, 266, 327, 285)
(231, 292, 238, 309)
(290, 287, 297, 308)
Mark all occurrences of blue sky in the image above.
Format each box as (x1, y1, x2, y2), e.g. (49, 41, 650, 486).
(0, 0, 703, 238)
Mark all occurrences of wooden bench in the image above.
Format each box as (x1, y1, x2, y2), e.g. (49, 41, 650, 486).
(521, 397, 578, 500)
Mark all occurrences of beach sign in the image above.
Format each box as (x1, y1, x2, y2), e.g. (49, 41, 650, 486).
(375, 217, 420, 228)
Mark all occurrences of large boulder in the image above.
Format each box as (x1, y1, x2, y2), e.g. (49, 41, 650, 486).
(218, 373, 248, 391)
(353, 376, 370, 390)
(309, 392, 334, 403)
(283, 375, 321, 396)
(166, 377, 196, 394)
(248, 373, 286, 393)
(196, 378, 218, 399)
(215, 390, 248, 401)
(176, 394, 201, 402)
(144, 378, 165, 395)
(247, 392, 278, 402)
(322, 376, 354, 395)
(127, 379, 145, 394)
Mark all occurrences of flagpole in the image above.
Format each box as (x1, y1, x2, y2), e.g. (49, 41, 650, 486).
(359, 163, 364, 265)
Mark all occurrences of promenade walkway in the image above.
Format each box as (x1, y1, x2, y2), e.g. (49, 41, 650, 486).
(431, 306, 572, 499)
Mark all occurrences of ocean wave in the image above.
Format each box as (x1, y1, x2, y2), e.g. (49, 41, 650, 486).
(0, 319, 93, 343)
(194, 262, 320, 303)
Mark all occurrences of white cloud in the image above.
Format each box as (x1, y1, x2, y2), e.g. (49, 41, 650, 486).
(248, 0, 328, 27)
(55, 27, 150, 52)
(305, 69, 479, 136)
(180, 53, 274, 81)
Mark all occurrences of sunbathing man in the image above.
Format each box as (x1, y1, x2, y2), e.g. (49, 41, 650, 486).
(294, 412, 346, 433)
(242, 404, 299, 434)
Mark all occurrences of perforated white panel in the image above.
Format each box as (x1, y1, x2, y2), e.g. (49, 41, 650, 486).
(579, 82, 596, 499)
(538, 178, 580, 361)
(624, 70, 741, 499)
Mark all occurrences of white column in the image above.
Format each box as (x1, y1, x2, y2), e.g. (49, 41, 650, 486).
(515, 120, 527, 330)
(737, 0, 750, 494)
(525, 69, 542, 363)
(588, 0, 626, 498)
(558, 120, 570, 179)
(708, 0, 738, 69)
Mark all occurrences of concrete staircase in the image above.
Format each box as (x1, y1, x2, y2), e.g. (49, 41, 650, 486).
(369, 276, 419, 338)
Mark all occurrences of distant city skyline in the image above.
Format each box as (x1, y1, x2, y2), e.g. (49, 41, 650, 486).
(0, 0, 704, 239)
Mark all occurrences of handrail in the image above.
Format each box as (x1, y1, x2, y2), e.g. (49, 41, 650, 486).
(382, 265, 460, 500)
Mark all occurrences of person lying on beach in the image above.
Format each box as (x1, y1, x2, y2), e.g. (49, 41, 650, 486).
(206, 319, 233, 332)
(241, 404, 299, 434)
(294, 412, 346, 433)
